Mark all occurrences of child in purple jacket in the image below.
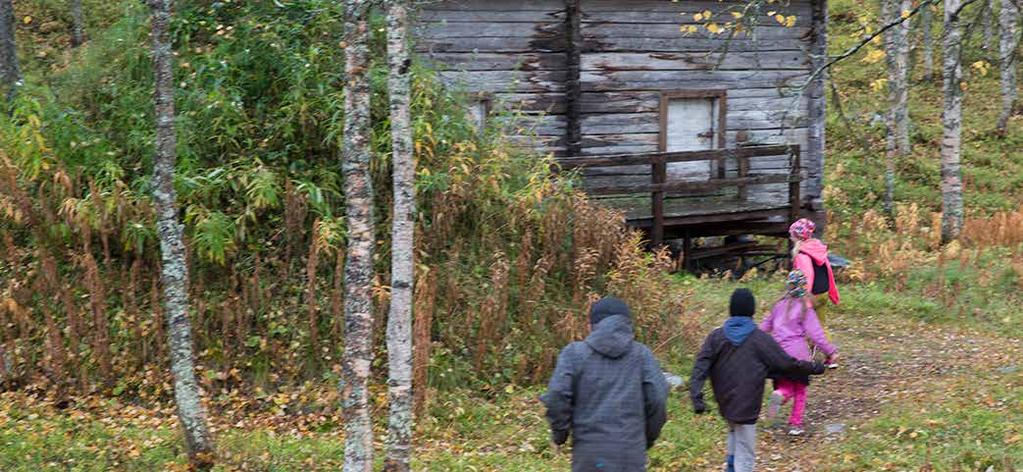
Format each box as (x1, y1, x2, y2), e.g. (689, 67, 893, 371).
(759, 270, 838, 435)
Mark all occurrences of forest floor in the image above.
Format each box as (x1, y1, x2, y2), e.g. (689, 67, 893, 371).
(2, 280, 1021, 471)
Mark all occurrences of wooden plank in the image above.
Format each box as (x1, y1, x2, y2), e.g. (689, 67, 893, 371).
(420, 9, 566, 22)
(580, 36, 805, 53)
(581, 24, 810, 40)
(580, 51, 810, 71)
(491, 93, 567, 113)
(581, 0, 812, 13)
(418, 37, 568, 53)
(578, 91, 807, 115)
(423, 52, 567, 71)
(423, 0, 563, 10)
(437, 70, 568, 93)
(566, 0, 583, 156)
(559, 144, 794, 169)
(587, 174, 795, 196)
(418, 21, 564, 39)
(581, 7, 812, 26)
(579, 70, 809, 91)
(737, 155, 750, 201)
(576, 110, 808, 135)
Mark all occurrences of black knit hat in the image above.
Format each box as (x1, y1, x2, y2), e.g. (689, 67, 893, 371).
(590, 296, 631, 325)
(729, 288, 756, 317)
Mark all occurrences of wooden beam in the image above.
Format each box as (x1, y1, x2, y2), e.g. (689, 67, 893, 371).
(587, 174, 796, 196)
(789, 145, 802, 224)
(558, 144, 794, 169)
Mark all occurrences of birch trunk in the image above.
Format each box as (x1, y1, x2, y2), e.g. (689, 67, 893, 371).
(997, 0, 1019, 134)
(941, 0, 966, 243)
(921, 2, 935, 81)
(70, 0, 85, 47)
(984, 0, 997, 51)
(341, 1, 376, 471)
(385, 1, 415, 472)
(147, 0, 216, 468)
(0, 0, 21, 97)
(884, 0, 913, 216)
(384, 2, 414, 471)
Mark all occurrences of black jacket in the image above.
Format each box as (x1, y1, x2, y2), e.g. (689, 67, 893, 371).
(688, 322, 824, 424)
(541, 315, 669, 471)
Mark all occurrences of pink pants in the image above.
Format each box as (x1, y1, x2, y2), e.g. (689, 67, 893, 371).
(774, 379, 808, 426)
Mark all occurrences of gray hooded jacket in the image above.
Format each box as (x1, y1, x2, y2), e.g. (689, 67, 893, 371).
(541, 315, 669, 471)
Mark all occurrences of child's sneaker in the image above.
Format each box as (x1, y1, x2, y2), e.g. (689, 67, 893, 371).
(787, 427, 805, 436)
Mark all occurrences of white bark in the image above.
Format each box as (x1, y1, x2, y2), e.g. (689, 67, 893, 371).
(942, 0, 966, 243)
(984, 0, 997, 50)
(0, 0, 21, 97)
(340, 1, 376, 471)
(385, 2, 414, 471)
(885, 0, 913, 216)
(70, 0, 85, 47)
(147, 0, 216, 469)
(922, 3, 935, 80)
(997, 0, 1020, 134)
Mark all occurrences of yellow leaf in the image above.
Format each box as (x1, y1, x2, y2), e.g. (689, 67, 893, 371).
(693, 12, 704, 22)
(785, 15, 797, 27)
(870, 78, 888, 92)
(22, 16, 32, 24)
(775, 14, 786, 24)
(862, 48, 886, 64)
(702, 10, 712, 18)
(706, 23, 721, 34)
(767, 11, 777, 16)
(731, 11, 743, 19)
(901, 9, 911, 19)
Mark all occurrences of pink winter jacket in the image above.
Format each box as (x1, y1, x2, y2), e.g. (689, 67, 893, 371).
(759, 298, 836, 361)
(793, 238, 841, 305)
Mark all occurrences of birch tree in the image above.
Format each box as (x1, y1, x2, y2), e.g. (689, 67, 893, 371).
(921, 2, 935, 81)
(941, 0, 967, 243)
(997, 0, 1020, 134)
(0, 0, 21, 98)
(984, 0, 997, 50)
(884, 0, 913, 216)
(384, 1, 414, 470)
(70, 0, 85, 47)
(147, 0, 216, 468)
(340, 1, 376, 470)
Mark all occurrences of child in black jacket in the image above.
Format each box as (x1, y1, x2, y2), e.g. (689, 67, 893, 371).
(688, 288, 826, 472)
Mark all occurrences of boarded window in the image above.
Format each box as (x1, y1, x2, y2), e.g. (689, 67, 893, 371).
(661, 91, 725, 182)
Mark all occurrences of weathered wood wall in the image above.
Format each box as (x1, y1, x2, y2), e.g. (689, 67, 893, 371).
(417, 0, 825, 213)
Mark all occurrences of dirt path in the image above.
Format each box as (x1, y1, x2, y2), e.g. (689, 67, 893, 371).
(752, 312, 1022, 471)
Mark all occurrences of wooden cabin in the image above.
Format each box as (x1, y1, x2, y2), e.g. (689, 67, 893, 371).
(416, 0, 828, 266)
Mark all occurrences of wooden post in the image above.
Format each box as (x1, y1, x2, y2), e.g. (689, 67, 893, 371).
(652, 157, 666, 247)
(737, 155, 750, 201)
(789, 145, 802, 224)
(807, 0, 828, 228)
(564, 0, 582, 156)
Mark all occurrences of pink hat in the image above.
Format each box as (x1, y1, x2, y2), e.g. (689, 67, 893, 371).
(788, 218, 816, 241)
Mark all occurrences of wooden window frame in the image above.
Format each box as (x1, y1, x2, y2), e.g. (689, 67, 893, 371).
(657, 89, 728, 153)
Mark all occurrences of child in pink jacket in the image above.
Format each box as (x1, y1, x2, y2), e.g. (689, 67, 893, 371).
(760, 270, 838, 436)
(789, 218, 840, 307)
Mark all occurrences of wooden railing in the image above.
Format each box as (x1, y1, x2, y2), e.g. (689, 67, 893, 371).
(558, 144, 802, 246)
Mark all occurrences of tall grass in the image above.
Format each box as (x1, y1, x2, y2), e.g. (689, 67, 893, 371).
(0, 1, 683, 401)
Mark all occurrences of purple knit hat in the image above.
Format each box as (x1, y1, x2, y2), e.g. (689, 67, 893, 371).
(788, 218, 816, 241)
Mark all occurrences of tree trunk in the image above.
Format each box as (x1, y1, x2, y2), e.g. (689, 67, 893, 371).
(385, 2, 414, 471)
(147, 0, 216, 469)
(984, 0, 997, 51)
(941, 0, 966, 243)
(921, 2, 935, 81)
(0, 0, 21, 97)
(997, 0, 1019, 134)
(884, 0, 913, 217)
(70, 0, 85, 47)
(340, 1, 376, 471)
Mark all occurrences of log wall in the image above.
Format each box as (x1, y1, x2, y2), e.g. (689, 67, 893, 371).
(417, 0, 825, 211)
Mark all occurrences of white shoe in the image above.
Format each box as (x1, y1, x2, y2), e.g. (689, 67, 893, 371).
(788, 427, 805, 436)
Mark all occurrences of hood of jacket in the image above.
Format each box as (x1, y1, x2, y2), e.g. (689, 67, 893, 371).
(723, 316, 757, 346)
(585, 314, 634, 358)
(799, 239, 829, 264)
